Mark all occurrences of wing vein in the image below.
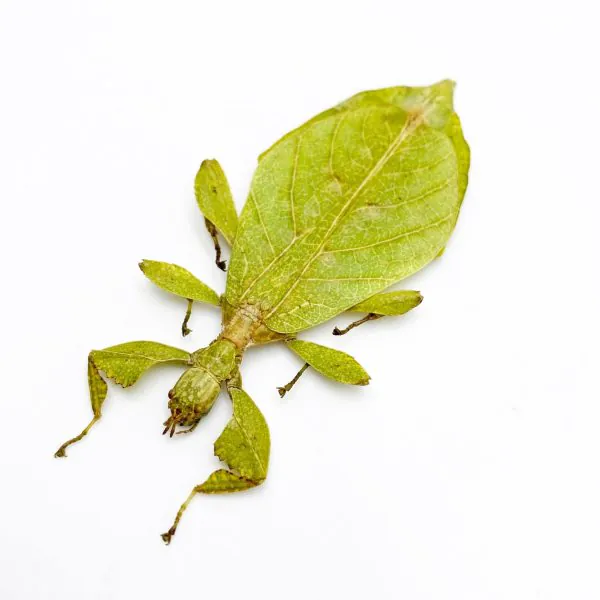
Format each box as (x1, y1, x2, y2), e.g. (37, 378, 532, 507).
(351, 178, 453, 213)
(329, 113, 346, 181)
(250, 191, 276, 256)
(233, 413, 267, 478)
(303, 276, 391, 282)
(321, 212, 454, 254)
(265, 112, 423, 319)
(96, 351, 188, 363)
(290, 136, 301, 236)
(238, 231, 309, 302)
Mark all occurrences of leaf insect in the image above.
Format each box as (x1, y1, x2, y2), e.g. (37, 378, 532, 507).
(55, 80, 470, 544)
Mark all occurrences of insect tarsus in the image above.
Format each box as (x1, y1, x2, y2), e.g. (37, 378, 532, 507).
(333, 313, 382, 335)
(277, 363, 309, 397)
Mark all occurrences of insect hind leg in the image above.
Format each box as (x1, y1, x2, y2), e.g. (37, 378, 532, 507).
(333, 313, 382, 335)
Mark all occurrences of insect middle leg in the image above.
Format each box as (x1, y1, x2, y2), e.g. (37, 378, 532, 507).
(181, 298, 194, 337)
(277, 363, 309, 397)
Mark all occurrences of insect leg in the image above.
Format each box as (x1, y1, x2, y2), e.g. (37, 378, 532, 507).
(181, 299, 194, 337)
(55, 342, 190, 456)
(194, 160, 238, 272)
(225, 366, 242, 392)
(161, 471, 258, 544)
(161, 486, 198, 544)
(54, 356, 107, 457)
(332, 291, 423, 335)
(284, 340, 369, 387)
(139, 260, 220, 337)
(332, 313, 382, 335)
(276, 363, 309, 397)
(175, 421, 199, 435)
(54, 416, 100, 458)
(204, 218, 227, 271)
(161, 385, 269, 545)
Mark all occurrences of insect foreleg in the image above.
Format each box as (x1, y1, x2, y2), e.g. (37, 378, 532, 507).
(161, 385, 269, 545)
(204, 218, 227, 271)
(194, 159, 238, 272)
(54, 356, 106, 458)
(161, 470, 259, 544)
(174, 421, 199, 435)
(55, 342, 191, 457)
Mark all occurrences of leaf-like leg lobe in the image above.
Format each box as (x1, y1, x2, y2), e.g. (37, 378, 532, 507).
(285, 340, 370, 386)
(161, 386, 269, 544)
(55, 343, 190, 456)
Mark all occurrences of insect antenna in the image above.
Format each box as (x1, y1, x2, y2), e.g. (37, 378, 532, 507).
(169, 418, 178, 438)
(162, 413, 180, 436)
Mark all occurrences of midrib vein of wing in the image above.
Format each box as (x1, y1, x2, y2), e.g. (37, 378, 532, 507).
(237, 136, 303, 303)
(99, 350, 187, 363)
(238, 233, 304, 302)
(264, 115, 420, 319)
(233, 413, 266, 478)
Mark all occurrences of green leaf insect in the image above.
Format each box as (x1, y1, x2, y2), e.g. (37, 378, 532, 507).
(55, 80, 470, 544)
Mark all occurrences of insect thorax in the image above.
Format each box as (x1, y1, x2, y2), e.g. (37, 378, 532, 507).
(220, 299, 291, 349)
(165, 300, 290, 434)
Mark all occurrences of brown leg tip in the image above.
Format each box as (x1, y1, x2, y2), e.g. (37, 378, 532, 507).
(276, 387, 287, 398)
(161, 527, 176, 545)
(216, 260, 227, 272)
(54, 448, 67, 458)
(332, 326, 343, 335)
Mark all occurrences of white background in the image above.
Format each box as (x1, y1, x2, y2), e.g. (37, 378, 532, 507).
(1, 1, 599, 598)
